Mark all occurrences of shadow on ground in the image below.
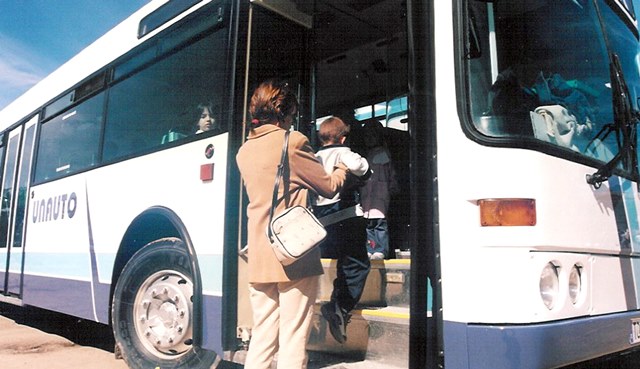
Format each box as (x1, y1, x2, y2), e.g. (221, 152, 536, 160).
(0, 302, 115, 352)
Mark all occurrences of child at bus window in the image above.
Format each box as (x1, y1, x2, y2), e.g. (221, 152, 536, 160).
(236, 80, 348, 369)
(194, 102, 219, 134)
(360, 119, 399, 260)
(313, 116, 372, 344)
(161, 102, 218, 144)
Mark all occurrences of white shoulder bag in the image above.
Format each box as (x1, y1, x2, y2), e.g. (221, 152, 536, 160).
(266, 131, 327, 266)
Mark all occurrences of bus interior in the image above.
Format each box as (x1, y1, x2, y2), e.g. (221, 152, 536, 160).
(246, 0, 410, 253)
(235, 0, 414, 364)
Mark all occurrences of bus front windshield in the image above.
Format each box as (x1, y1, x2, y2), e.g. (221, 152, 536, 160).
(465, 0, 640, 166)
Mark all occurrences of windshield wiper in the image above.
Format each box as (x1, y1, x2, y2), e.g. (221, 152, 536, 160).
(585, 53, 639, 188)
(585, 0, 640, 189)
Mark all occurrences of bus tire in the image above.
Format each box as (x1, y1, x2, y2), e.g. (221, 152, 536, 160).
(112, 237, 216, 369)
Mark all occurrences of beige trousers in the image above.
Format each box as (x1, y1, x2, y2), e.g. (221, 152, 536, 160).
(244, 276, 319, 369)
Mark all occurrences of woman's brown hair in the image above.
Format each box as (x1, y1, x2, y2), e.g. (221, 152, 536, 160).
(249, 79, 298, 128)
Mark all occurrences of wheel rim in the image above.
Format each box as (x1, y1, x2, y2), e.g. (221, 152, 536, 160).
(133, 270, 193, 358)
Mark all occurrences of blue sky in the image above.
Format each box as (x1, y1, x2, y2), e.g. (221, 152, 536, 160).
(0, 0, 150, 110)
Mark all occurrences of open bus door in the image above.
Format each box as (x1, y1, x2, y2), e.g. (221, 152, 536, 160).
(232, 1, 438, 368)
(0, 115, 37, 298)
(234, 0, 311, 345)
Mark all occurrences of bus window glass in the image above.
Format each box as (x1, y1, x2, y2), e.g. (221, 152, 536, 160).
(387, 96, 408, 131)
(465, 0, 640, 165)
(103, 29, 228, 162)
(354, 106, 373, 121)
(35, 92, 104, 182)
(0, 132, 20, 248)
(0, 144, 3, 182)
(43, 91, 74, 120)
(13, 123, 36, 248)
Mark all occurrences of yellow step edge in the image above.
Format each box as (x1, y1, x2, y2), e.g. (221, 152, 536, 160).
(354, 308, 410, 320)
(321, 258, 411, 266)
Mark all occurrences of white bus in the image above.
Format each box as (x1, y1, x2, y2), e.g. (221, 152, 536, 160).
(1, 0, 640, 368)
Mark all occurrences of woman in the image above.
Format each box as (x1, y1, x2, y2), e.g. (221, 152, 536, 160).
(236, 80, 348, 369)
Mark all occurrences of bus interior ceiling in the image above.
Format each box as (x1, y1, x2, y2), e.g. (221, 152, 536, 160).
(252, 0, 407, 115)
(306, 0, 407, 117)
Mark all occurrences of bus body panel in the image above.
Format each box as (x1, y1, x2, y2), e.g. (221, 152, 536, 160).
(22, 133, 229, 352)
(445, 310, 640, 369)
(1, 0, 234, 362)
(434, 0, 640, 365)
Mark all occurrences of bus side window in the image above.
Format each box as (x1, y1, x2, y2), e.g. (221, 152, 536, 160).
(104, 29, 228, 161)
(34, 92, 104, 182)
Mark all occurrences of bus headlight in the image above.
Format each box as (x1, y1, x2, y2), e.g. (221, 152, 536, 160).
(540, 262, 560, 310)
(569, 264, 583, 305)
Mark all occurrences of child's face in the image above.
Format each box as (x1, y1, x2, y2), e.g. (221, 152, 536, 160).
(198, 107, 215, 132)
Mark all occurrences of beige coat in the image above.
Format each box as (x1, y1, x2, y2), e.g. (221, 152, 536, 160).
(236, 125, 347, 283)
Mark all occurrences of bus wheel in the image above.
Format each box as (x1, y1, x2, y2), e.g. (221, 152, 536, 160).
(112, 237, 216, 369)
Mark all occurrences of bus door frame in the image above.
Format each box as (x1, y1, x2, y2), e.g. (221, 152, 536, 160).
(0, 115, 39, 297)
(229, 1, 312, 347)
(407, 1, 440, 369)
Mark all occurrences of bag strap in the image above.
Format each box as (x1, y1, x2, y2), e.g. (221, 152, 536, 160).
(268, 130, 290, 241)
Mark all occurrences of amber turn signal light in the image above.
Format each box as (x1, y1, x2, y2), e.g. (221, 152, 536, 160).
(478, 198, 536, 226)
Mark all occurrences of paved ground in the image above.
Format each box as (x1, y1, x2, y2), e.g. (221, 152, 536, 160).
(0, 303, 127, 369)
(0, 302, 392, 369)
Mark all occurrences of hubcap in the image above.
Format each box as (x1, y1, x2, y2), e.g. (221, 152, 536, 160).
(133, 271, 193, 358)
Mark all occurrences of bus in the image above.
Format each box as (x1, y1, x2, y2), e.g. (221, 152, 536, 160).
(1, 0, 640, 368)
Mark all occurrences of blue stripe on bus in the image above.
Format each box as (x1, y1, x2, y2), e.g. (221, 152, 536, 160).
(22, 274, 99, 321)
(445, 311, 640, 369)
(608, 177, 631, 252)
(20, 273, 224, 354)
(610, 177, 640, 309)
(620, 177, 640, 253)
(202, 294, 223, 354)
(86, 184, 100, 321)
(619, 178, 640, 309)
(632, 258, 640, 309)
(22, 253, 93, 279)
(17, 252, 223, 293)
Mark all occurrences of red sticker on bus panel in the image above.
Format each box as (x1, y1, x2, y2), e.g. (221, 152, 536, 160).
(200, 163, 214, 181)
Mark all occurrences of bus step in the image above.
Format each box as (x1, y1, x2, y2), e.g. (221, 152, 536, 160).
(319, 258, 411, 308)
(308, 305, 410, 368)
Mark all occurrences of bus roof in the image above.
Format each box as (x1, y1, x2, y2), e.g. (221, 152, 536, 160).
(0, 0, 208, 132)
